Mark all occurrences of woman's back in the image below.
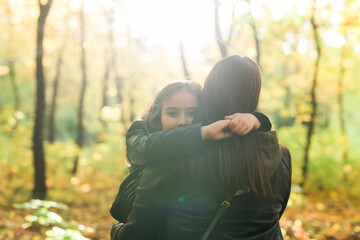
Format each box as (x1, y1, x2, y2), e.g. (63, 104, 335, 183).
(155, 132, 291, 239)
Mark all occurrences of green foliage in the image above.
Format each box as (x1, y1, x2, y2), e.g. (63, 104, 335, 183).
(276, 121, 360, 196)
(13, 199, 65, 229)
(46, 227, 89, 240)
(287, 189, 305, 208)
(13, 199, 68, 211)
(13, 199, 91, 240)
(23, 208, 63, 228)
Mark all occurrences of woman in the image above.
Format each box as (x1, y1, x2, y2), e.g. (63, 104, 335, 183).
(114, 55, 291, 239)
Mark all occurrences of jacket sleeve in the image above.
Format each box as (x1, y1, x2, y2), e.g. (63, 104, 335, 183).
(251, 112, 272, 132)
(279, 146, 292, 218)
(126, 120, 204, 166)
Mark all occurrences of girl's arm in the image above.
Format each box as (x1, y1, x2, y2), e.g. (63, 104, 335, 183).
(126, 112, 271, 166)
(251, 112, 272, 132)
(126, 120, 204, 166)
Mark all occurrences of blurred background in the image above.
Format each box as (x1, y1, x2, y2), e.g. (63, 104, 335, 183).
(1, 0, 360, 239)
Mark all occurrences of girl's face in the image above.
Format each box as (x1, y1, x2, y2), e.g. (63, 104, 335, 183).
(161, 88, 198, 130)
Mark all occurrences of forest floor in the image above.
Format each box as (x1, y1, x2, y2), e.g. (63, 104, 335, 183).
(280, 192, 360, 239)
(1, 166, 360, 240)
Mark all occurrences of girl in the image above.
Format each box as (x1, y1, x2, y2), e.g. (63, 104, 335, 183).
(110, 80, 271, 231)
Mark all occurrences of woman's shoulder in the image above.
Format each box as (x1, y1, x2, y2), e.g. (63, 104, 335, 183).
(255, 131, 291, 177)
(256, 130, 278, 142)
(280, 145, 291, 171)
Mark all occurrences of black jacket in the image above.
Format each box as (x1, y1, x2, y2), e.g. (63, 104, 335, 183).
(113, 124, 291, 239)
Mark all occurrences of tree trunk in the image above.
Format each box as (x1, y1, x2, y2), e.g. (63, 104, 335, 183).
(6, 3, 20, 111)
(214, 0, 227, 57)
(300, 9, 320, 188)
(226, 0, 237, 46)
(282, 57, 295, 126)
(48, 30, 67, 143)
(100, 59, 110, 128)
(337, 46, 349, 179)
(282, 58, 291, 109)
(106, 9, 126, 129)
(33, 0, 53, 199)
(100, 4, 116, 128)
(8, 61, 20, 111)
(101, 55, 110, 110)
(249, 17, 260, 66)
(179, 39, 190, 79)
(129, 93, 135, 122)
(72, 0, 87, 174)
(247, 0, 260, 66)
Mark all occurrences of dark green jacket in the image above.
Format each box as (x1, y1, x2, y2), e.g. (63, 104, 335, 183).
(113, 126, 291, 239)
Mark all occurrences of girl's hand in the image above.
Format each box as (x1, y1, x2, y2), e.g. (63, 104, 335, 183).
(225, 113, 260, 135)
(201, 120, 232, 140)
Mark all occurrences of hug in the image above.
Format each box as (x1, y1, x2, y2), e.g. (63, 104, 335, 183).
(110, 55, 291, 240)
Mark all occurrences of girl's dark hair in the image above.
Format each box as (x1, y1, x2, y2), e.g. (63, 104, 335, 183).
(142, 80, 202, 133)
(189, 55, 273, 198)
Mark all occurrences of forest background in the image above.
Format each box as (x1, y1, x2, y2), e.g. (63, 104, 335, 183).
(1, 0, 360, 239)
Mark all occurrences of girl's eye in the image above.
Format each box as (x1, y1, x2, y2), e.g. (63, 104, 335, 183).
(167, 111, 177, 117)
(186, 111, 196, 118)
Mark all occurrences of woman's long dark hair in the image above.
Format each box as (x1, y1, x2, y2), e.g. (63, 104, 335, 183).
(190, 55, 273, 198)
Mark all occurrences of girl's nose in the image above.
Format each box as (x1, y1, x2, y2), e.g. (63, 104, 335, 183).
(177, 114, 187, 126)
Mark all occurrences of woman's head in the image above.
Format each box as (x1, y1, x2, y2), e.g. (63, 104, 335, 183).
(195, 55, 272, 197)
(201, 55, 261, 125)
(143, 80, 202, 132)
